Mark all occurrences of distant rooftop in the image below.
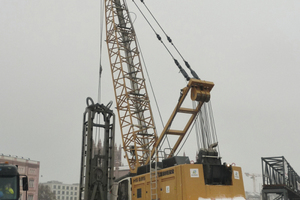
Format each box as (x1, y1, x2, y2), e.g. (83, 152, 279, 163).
(0, 154, 39, 164)
(46, 180, 63, 184)
(41, 181, 79, 185)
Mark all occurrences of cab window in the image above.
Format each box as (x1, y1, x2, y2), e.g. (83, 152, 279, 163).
(0, 176, 18, 200)
(117, 180, 128, 200)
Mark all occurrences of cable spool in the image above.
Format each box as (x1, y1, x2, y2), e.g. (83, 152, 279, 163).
(191, 86, 211, 102)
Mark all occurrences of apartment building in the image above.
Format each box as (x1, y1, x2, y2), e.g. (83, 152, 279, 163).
(41, 181, 79, 200)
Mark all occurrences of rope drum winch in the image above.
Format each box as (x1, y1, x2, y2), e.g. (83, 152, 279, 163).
(191, 84, 211, 102)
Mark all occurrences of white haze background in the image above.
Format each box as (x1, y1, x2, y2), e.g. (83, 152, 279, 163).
(1, 0, 300, 193)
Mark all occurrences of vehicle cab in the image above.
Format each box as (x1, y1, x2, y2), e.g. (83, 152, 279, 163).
(0, 163, 28, 200)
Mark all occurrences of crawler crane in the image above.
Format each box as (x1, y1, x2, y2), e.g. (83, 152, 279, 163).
(100, 0, 246, 199)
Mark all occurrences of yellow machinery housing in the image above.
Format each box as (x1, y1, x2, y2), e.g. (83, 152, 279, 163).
(115, 164, 245, 200)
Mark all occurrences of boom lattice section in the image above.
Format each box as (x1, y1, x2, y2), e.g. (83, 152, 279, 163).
(262, 156, 300, 200)
(104, 0, 157, 173)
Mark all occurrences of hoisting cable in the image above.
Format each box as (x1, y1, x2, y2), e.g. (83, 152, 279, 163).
(207, 101, 220, 156)
(204, 104, 213, 148)
(131, 0, 190, 82)
(95, 0, 105, 152)
(139, 0, 200, 80)
(98, 0, 105, 104)
(203, 103, 212, 148)
(135, 32, 173, 151)
(193, 101, 201, 151)
(134, 31, 165, 129)
(136, 39, 165, 128)
(197, 102, 219, 153)
(176, 100, 219, 157)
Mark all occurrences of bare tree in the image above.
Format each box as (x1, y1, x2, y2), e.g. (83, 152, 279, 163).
(38, 184, 56, 200)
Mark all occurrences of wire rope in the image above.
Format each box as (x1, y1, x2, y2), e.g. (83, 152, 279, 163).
(131, 0, 190, 81)
(193, 101, 201, 151)
(138, 0, 200, 80)
(96, 1, 105, 157)
(98, 0, 105, 104)
(208, 101, 220, 156)
(135, 35, 165, 129)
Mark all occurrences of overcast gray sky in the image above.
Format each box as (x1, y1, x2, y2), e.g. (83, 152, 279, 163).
(1, 0, 300, 193)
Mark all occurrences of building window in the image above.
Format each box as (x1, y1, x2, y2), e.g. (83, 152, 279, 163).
(67, 191, 69, 195)
(74, 198, 77, 200)
(18, 166, 25, 174)
(71, 192, 73, 195)
(62, 186, 65, 189)
(67, 186, 69, 190)
(58, 196, 60, 200)
(53, 191, 56, 194)
(70, 197, 73, 200)
(66, 197, 69, 200)
(74, 192, 77, 195)
(28, 195, 34, 200)
(71, 187, 73, 190)
(54, 185, 56, 189)
(58, 191, 60, 194)
(74, 187, 77, 190)
(58, 185, 61, 189)
(62, 191, 65, 195)
(62, 196, 65, 200)
(29, 179, 34, 188)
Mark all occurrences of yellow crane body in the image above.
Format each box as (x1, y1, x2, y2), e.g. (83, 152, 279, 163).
(135, 165, 245, 200)
(114, 164, 245, 200)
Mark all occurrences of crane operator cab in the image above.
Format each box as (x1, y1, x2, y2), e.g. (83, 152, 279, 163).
(0, 163, 28, 200)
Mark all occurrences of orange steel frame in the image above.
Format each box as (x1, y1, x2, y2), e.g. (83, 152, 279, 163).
(148, 79, 214, 163)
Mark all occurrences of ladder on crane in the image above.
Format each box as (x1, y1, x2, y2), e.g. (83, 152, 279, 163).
(149, 147, 158, 200)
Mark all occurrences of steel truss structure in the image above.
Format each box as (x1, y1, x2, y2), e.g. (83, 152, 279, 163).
(104, 0, 157, 173)
(262, 156, 300, 200)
